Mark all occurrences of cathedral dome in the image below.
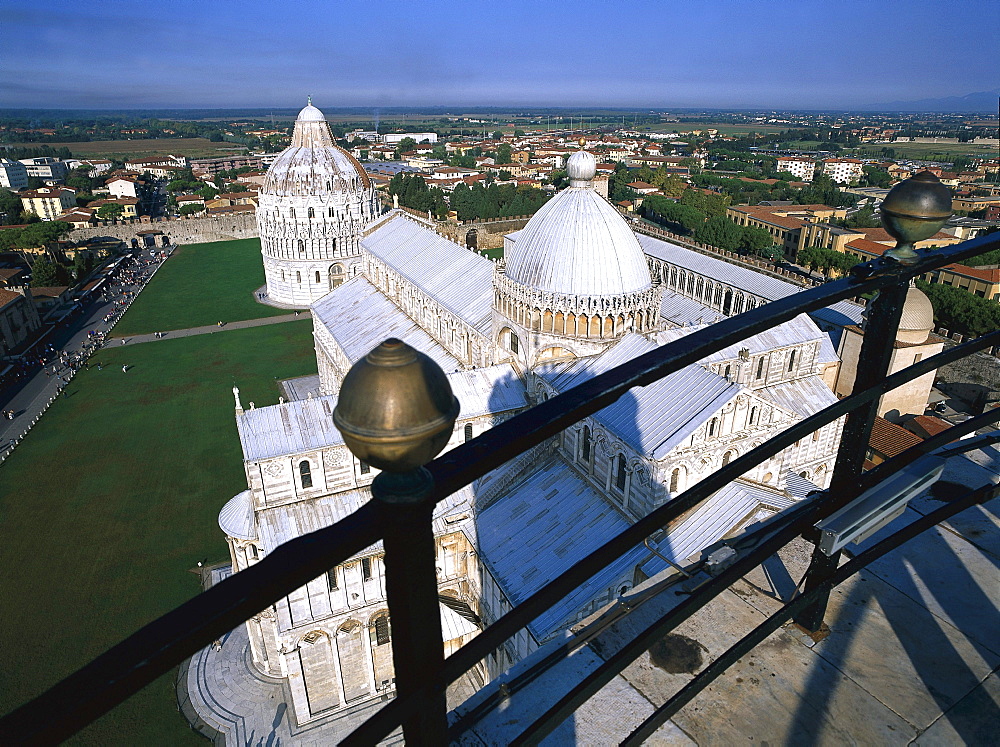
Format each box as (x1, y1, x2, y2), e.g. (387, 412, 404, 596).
(503, 149, 652, 298)
(261, 100, 371, 196)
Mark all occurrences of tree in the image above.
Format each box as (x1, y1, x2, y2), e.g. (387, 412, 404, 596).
(197, 185, 218, 200)
(97, 203, 124, 221)
(0, 188, 21, 225)
(74, 250, 96, 279)
(491, 130, 503, 141)
(179, 204, 203, 216)
(30, 255, 69, 287)
(397, 137, 417, 154)
(498, 170, 512, 181)
(514, 129, 525, 137)
(694, 215, 742, 251)
(861, 165, 892, 188)
(739, 226, 777, 256)
(495, 144, 513, 164)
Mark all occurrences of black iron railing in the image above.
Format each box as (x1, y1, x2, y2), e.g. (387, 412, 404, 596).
(1, 230, 999, 744)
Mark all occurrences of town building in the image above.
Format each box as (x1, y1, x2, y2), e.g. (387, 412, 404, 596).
(775, 156, 816, 182)
(208, 120, 862, 730)
(256, 101, 381, 306)
(821, 158, 864, 185)
(19, 186, 76, 220)
(0, 158, 29, 190)
(18, 157, 68, 183)
(0, 287, 42, 357)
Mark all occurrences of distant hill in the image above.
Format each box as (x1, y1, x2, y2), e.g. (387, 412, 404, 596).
(862, 88, 999, 113)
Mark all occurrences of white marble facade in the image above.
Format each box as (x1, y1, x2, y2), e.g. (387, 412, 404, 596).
(222, 146, 848, 727)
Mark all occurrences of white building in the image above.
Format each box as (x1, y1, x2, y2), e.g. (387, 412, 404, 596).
(0, 158, 28, 191)
(18, 157, 68, 183)
(382, 132, 438, 145)
(256, 101, 381, 306)
(208, 142, 854, 730)
(775, 156, 816, 182)
(822, 158, 864, 185)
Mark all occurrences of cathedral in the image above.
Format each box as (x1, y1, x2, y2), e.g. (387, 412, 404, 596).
(221, 101, 878, 728)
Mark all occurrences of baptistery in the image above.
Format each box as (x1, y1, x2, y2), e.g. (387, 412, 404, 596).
(257, 99, 380, 306)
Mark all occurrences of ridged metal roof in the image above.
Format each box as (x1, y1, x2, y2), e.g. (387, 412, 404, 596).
(641, 481, 797, 574)
(660, 291, 726, 327)
(236, 394, 344, 462)
(311, 276, 462, 372)
(236, 365, 525, 463)
(504, 187, 652, 297)
(638, 233, 865, 328)
(757, 375, 839, 420)
(654, 313, 827, 363)
(475, 457, 650, 640)
(362, 217, 495, 335)
(537, 333, 738, 460)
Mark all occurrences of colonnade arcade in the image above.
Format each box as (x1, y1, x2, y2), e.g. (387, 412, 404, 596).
(648, 258, 767, 317)
(494, 271, 661, 342)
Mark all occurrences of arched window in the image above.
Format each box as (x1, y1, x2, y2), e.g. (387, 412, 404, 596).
(723, 364, 731, 379)
(360, 461, 371, 475)
(371, 613, 391, 646)
(670, 468, 681, 493)
(315, 271, 321, 284)
(296, 271, 302, 283)
(708, 417, 718, 437)
(615, 454, 627, 491)
(289, 208, 295, 219)
(787, 349, 796, 372)
(332, 237, 337, 251)
(509, 332, 519, 354)
(328, 207, 336, 217)
(756, 357, 765, 380)
(750, 407, 758, 426)
(464, 423, 473, 442)
(812, 430, 820, 442)
(281, 270, 285, 282)
(297, 239, 304, 253)
(308, 207, 315, 219)
(581, 426, 591, 462)
(299, 460, 312, 489)
(722, 451, 734, 467)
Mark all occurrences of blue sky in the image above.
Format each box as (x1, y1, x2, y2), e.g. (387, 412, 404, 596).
(2, 0, 997, 110)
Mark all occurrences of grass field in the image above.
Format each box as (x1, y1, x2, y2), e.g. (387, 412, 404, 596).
(0, 320, 316, 745)
(113, 238, 288, 336)
(5, 138, 246, 160)
(647, 121, 789, 136)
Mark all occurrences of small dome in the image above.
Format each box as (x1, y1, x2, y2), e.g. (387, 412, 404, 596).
(297, 103, 325, 122)
(219, 490, 256, 540)
(566, 150, 597, 185)
(897, 283, 934, 344)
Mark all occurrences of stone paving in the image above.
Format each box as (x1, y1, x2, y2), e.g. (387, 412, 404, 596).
(280, 374, 322, 402)
(112, 311, 310, 347)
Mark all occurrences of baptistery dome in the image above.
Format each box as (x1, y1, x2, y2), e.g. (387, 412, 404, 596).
(256, 99, 380, 307)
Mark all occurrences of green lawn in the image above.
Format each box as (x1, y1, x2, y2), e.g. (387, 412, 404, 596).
(0, 320, 316, 745)
(114, 238, 288, 336)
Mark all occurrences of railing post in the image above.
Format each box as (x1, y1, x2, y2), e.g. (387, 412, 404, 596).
(333, 338, 460, 743)
(794, 171, 952, 632)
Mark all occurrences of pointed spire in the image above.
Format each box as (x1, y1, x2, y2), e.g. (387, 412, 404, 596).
(307, 94, 312, 106)
(233, 385, 243, 415)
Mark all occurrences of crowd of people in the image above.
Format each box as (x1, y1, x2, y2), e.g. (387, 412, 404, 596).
(0, 247, 169, 438)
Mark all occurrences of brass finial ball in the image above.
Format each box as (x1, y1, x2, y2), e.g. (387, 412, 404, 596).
(333, 339, 459, 473)
(880, 171, 952, 259)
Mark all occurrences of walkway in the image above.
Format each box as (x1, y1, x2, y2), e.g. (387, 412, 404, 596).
(111, 311, 311, 347)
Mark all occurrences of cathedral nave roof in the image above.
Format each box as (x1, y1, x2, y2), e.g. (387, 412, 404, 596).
(536, 333, 738, 460)
(659, 291, 726, 327)
(756, 375, 839, 421)
(654, 313, 827, 363)
(361, 216, 495, 335)
(312, 276, 463, 372)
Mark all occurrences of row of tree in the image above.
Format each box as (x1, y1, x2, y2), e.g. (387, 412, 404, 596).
(641, 193, 780, 259)
(0, 221, 71, 251)
(916, 279, 1000, 338)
